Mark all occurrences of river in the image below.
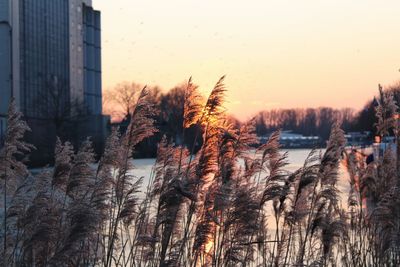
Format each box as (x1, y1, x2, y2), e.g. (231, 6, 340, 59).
(133, 148, 350, 208)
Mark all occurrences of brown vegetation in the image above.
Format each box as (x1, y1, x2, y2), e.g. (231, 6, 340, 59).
(1, 78, 400, 266)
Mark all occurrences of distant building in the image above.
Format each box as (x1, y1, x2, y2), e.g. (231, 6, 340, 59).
(259, 131, 321, 148)
(0, 0, 107, 162)
(372, 136, 396, 161)
(344, 131, 372, 147)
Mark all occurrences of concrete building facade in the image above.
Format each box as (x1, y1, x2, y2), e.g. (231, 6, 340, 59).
(83, 3, 102, 114)
(0, 0, 15, 140)
(0, 0, 106, 162)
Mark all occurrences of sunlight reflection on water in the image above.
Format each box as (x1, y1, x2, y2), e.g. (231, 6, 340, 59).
(132, 149, 350, 210)
(132, 148, 352, 231)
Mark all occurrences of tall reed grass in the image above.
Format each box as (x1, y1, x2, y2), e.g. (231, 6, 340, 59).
(1, 79, 399, 266)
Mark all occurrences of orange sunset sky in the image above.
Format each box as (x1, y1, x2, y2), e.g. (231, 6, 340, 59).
(95, 0, 400, 121)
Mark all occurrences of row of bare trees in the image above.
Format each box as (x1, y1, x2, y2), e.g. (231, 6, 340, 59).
(102, 81, 366, 154)
(253, 107, 355, 140)
(103, 82, 205, 158)
(1, 77, 400, 266)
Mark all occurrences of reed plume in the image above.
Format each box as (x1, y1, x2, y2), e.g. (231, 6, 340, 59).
(2, 78, 400, 267)
(0, 100, 34, 265)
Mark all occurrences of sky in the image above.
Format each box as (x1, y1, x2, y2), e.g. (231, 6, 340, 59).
(94, 0, 400, 121)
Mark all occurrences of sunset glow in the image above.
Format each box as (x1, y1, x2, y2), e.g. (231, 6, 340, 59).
(95, 0, 400, 120)
(3, 1, 400, 266)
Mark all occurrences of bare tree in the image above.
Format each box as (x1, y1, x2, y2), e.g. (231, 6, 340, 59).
(35, 76, 89, 139)
(103, 82, 142, 122)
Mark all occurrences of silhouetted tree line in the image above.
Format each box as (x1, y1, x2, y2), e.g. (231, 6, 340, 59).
(108, 82, 359, 155)
(253, 83, 400, 142)
(348, 99, 377, 135)
(342, 83, 400, 137)
(253, 107, 355, 140)
(107, 82, 400, 156)
(110, 83, 204, 158)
